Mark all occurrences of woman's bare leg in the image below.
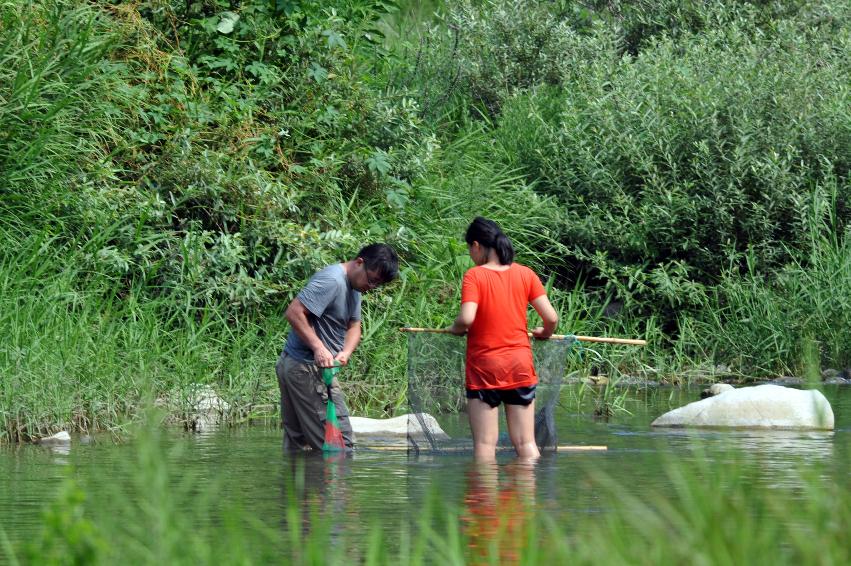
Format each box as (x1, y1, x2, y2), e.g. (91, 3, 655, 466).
(467, 398, 499, 463)
(505, 401, 540, 460)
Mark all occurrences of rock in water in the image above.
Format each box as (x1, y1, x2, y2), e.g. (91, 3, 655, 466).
(350, 413, 450, 441)
(188, 384, 229, 432)
(700, 383, 735, 399)
(36, 431, 71, 445)
(652, 384, 834, 430)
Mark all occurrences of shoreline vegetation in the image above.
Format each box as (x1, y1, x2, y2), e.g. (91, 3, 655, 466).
(2, 0, 850, 443)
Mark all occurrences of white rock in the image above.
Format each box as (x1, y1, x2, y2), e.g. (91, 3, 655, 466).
(37, 431, 71, 445)
(190, 384, 230, 412)
(706, 383, 735, 396)
(350, 413, 450, 440)
(652, 384, 834, 430)
(187, 384, 229, 433)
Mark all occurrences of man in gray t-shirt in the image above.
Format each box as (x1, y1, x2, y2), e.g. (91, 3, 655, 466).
(283, 263, 362, 364)
(276, 243, 398, 451)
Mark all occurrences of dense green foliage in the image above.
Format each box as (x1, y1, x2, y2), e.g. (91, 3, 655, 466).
(418, 0, 850, 320)
(1, 0, 850, 439)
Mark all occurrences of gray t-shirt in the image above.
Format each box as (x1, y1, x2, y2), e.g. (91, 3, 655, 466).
(283, 264, 362, 363)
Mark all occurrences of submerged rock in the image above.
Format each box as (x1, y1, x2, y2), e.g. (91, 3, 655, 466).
(652, 384, 834, 430)
(770, 376, 804, 385)
(821, 368, 840, 380)
(350, 413, 450, 441)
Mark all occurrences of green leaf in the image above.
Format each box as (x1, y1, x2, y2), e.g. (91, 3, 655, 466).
(307, 62, 328, 83)
(322, 29, 347, 50)
(216, 12, 239, 34)
(366, 150, 391, 176)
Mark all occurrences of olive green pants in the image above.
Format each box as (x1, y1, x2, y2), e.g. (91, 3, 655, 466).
(276, 352, 354, 450)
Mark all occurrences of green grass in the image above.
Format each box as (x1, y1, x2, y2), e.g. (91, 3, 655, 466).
(4, 1, 850, 559)
(0, 231, 280, 441)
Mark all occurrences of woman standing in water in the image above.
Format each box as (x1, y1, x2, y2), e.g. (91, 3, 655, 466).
(448, 217, 559, 461)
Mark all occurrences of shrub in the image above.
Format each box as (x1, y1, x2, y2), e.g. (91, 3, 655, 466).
(494, 2, 850, 323)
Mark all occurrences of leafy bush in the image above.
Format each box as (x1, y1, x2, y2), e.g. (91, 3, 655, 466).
(493, 1, 850, 323)
(406, 0, 605, 119)
(2, 0, 441, 309)
(3, 0, 851, 435)
(0, 1, 146, 233)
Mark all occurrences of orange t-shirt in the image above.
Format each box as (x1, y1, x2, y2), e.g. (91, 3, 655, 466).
(461, 263, 547, 390)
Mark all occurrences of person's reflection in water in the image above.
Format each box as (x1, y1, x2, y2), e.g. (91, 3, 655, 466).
(462, 458, 537, 565)
(280, 451, 352, 549)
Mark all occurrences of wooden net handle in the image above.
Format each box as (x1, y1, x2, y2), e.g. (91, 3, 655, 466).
(399, 327, 647, 346)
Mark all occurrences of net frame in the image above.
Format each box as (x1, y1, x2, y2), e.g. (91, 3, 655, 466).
(406, 332, 575, 454)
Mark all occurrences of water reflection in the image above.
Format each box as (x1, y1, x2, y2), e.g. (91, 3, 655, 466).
(709, 429, 835, 488)
(631, 428, 835, 461)
(614, 427, 837, 490)
(279, 451, 353, 544)
(726, 429, 834, 459)
(462, 459, 536, 565)
(45, 442, 71, 465)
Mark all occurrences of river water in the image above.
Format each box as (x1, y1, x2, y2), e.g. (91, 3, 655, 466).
(2, 384, 849, 557)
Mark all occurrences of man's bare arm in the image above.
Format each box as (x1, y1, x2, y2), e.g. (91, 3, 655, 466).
(285, 298, 334, 367)
(336, 320, 361, 365)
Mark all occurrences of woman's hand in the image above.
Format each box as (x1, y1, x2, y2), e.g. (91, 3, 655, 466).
(447, 324, 467, 336)
(530, 326, 551, 340)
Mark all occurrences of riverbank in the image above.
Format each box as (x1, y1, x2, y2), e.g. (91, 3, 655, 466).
(2, 241, 846, 443)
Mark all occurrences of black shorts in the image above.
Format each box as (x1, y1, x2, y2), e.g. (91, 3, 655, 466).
(465, 386, 537, 408)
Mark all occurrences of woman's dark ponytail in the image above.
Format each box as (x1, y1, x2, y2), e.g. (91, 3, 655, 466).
(465, 217, 514, 265)
(493, 232, 515, 265)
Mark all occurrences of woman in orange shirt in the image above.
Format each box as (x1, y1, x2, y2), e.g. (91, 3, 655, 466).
(448, 217, 559, 461)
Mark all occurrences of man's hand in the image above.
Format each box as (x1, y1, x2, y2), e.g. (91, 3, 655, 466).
(313, 346, 336, 368)
(286, 298, 338, 368)
(334, 352, 351, 366)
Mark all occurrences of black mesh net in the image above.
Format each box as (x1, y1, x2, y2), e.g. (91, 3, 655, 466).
(406, 332, 575, 454)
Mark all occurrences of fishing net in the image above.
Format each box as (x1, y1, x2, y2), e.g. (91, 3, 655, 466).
(322, 364, 345, 452)
(406, 332, 575, 454)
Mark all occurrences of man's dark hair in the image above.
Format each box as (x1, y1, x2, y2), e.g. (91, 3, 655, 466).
(465, 216, 515, 265)
(358, 243, 399, 284)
